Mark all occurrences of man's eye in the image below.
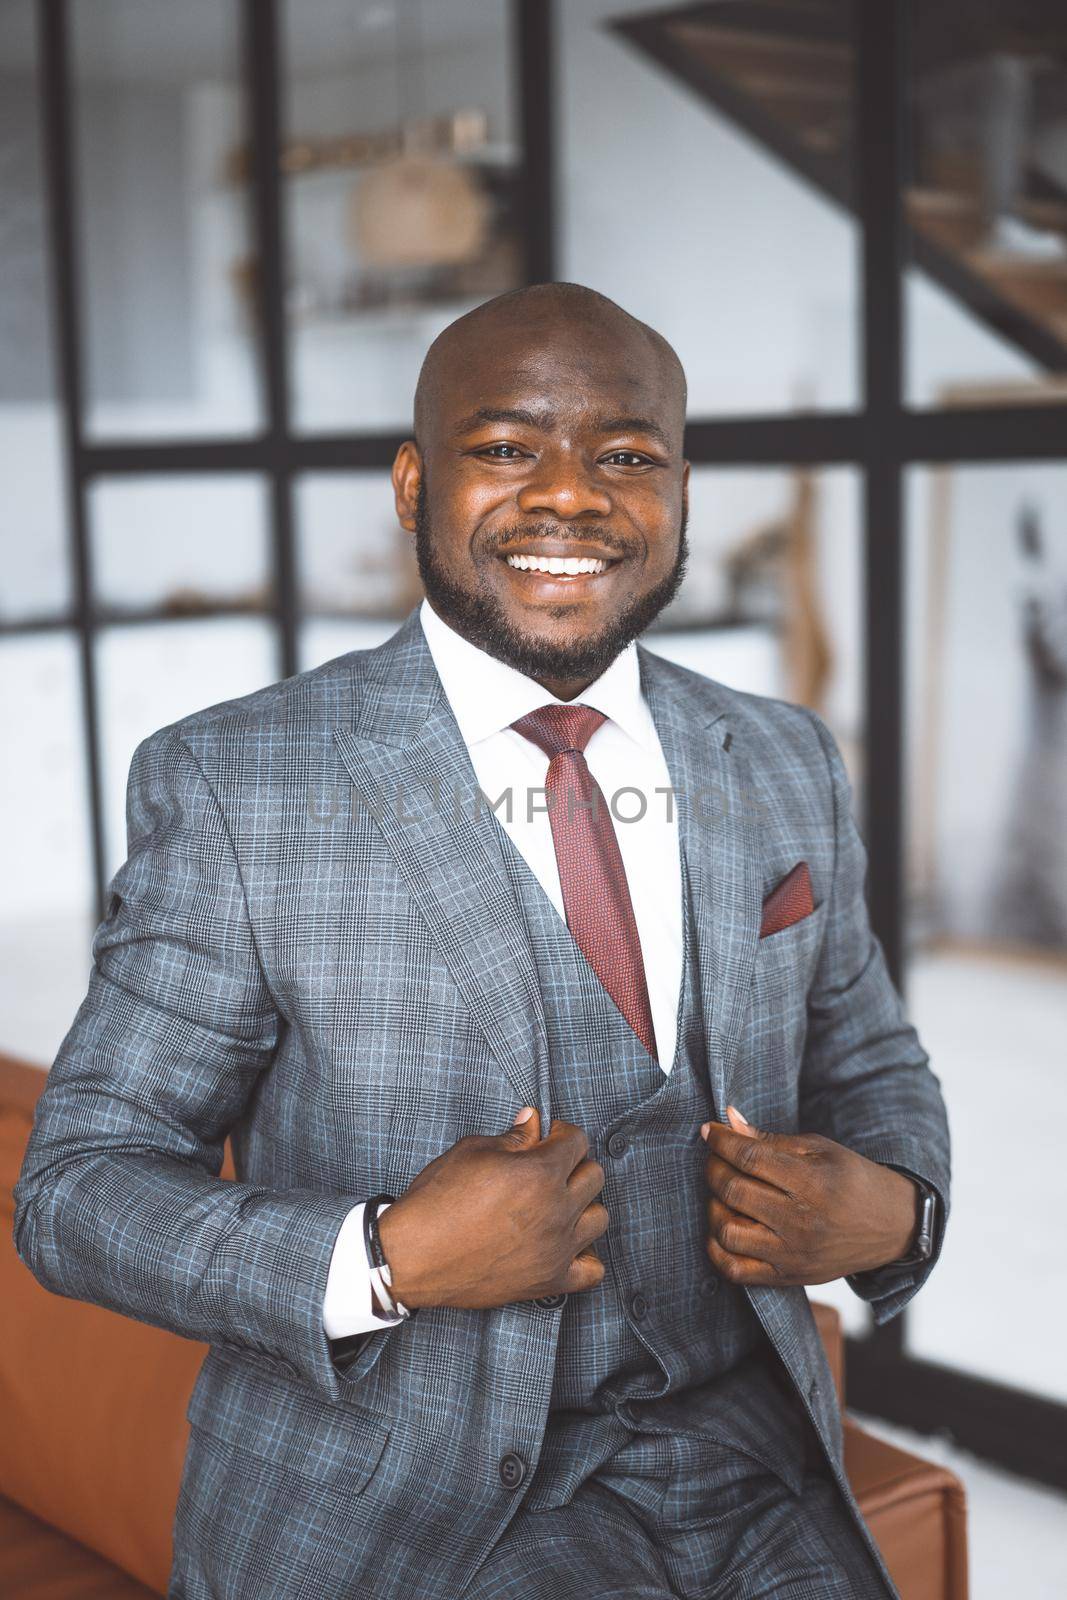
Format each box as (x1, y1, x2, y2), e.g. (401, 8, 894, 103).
(605, 451, 650, 467)
(478, 443, 526, 459)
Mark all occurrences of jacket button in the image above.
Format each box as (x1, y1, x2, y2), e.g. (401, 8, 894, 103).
(534, 1293, 567, 1309)
(630, 1292, 648, 1320)
(606, 1131, 630, 1158)
(701, 1276, 719, 1298)
(499, 1452, 526, 1489)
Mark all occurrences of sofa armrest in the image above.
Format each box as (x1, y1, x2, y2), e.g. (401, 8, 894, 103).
(844, 1418, 970, 1600)
(808, 1298, 969, 1599)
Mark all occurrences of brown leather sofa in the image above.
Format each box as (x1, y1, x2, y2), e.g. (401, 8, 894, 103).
(1, 1049, 968, 1598)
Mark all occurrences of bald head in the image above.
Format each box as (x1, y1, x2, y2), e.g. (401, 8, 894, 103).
(391, 281, 691, 694)
(412, 281, 687, 450)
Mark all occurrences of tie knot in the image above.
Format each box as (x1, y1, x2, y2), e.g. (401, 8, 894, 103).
(510, 703, 607, 759)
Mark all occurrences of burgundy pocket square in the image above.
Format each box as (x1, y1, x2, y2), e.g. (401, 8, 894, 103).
(759, 861, 814, 938)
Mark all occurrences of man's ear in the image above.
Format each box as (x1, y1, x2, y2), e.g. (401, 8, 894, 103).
(393, 440, 422, 534)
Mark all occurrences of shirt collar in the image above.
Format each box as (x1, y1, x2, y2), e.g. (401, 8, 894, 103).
(418, 597, 656, 753)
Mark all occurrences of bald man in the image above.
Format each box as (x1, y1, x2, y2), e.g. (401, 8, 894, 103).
(15, 282, 950, 1600)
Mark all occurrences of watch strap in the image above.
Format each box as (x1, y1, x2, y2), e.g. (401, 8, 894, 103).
(888, 1173, 937, 1267)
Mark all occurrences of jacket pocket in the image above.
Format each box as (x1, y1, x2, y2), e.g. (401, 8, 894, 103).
(186, 1346, 390, 1490)
(752, 898, 828, 996)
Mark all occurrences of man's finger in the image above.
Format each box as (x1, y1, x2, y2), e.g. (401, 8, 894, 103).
(707, 1194, 780, 1259)
(704, 1156, 788, 1229)
(704, 1228, 783, 1286)
(701, 1119, 800, 1192)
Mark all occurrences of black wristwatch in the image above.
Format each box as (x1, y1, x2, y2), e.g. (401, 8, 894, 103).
(888, 1174, 937, 1267)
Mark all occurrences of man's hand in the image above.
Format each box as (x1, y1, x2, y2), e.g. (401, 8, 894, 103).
(699, 1105, 919, 1286)
(377, 1108, 608, 1311)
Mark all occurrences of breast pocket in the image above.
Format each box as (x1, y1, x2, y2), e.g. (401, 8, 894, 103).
(751, 899, 829, 1001)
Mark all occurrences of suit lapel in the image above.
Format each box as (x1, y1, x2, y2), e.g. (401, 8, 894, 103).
(331, 610, 549, 1114)
(329, 610, 764, 1130)
(637, 644, 763, 1123)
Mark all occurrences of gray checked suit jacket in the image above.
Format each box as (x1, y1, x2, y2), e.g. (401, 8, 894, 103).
(13, 605, 951, 1600)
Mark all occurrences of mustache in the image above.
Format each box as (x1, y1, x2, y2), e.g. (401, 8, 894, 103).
(487, 523, 633, 557)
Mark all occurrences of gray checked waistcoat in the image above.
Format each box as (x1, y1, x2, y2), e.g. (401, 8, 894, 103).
(492, 819, 810, 1512)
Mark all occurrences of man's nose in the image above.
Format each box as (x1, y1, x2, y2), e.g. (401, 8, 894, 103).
(515, 458, 612, 520)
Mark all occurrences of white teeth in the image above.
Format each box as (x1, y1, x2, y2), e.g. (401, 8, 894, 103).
(505, 555, 609, 575)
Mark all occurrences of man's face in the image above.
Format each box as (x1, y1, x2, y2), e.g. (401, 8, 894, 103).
(394, 315, 689, 697)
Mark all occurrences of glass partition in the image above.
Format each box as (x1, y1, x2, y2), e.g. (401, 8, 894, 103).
(0, 634, 96, 1065)
(904, 1, 1067, 409)
(89, 475, 272, 618)
(95, 618, 278, 881)
(0, 0, 72, 623)
(294, 470, 420, 624)
(904, 460, 1067, 1398)
(70, 0, 262, 438)
(281, 0, 522, 434)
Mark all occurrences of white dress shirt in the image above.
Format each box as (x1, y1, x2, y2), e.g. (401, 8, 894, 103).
(322, 597, 683, 1338)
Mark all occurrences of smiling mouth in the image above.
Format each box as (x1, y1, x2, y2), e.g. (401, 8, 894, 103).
(500, 553, 621, 580)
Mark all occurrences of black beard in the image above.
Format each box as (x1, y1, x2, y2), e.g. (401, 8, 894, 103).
(412, 475, 690, 686)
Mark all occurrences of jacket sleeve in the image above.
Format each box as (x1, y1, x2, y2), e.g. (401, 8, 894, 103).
(12, 724, 385, 1401)
(796, 708, 951, 1326)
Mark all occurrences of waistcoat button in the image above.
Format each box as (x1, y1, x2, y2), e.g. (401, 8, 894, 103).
(606, 1131, 630, 1158)
(499, 1452, 526, 1489)
(534, 1293, 567, 1309)
(701, 1275, 719, 1298)
(630, 1292, 648, 1320)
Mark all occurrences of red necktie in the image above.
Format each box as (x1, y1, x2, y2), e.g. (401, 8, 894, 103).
(509, 704, 658, 1062)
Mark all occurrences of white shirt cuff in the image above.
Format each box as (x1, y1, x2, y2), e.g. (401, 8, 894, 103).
(322, 1201, 407, 1337)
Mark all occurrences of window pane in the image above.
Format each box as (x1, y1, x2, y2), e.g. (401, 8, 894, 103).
(295, 471, 421, 621)
(0, 633, 95, 1065)
(89, 475, 272, 616)
(905, 462, 1067, 1398)
(0, 0, 72, 623)
(281, 0, 522, 433)
(70, 0, 262, 438)
(300, 616, 405, 674)
(95, 618, 278, 881)
(560, 0, 859, 416)
(905, 3, 1067, 409)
